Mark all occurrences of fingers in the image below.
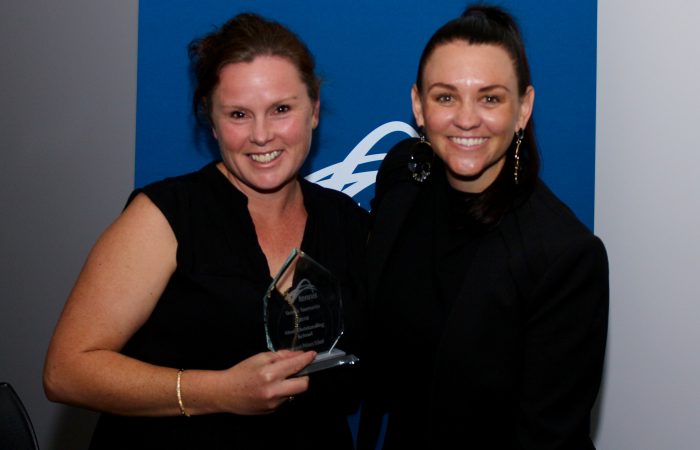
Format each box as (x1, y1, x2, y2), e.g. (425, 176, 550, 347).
(273, 349, 313, 359)
(277, 350, 317, 374)
(267, 350, 316, 377)
(223, 350, 317, 414)
(267, 351, 316, 403)
(271, 349, 302, 360)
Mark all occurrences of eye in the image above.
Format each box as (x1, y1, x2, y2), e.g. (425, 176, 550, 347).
(435, 94, 454, 104)
(229, 110, 247, 119)
(483, 95, 500, 104)
(274, 104, 291, 114)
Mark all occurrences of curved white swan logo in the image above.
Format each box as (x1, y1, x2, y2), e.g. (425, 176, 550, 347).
(305, 121, 418, 198)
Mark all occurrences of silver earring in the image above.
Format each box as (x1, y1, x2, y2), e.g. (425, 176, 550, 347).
(513, 129, 524, 185)
(408, 133, 433, 183)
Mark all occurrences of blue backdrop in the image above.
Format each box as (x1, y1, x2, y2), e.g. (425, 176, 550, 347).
(136, 1, 597, 446)
(136, 0, 597, 227)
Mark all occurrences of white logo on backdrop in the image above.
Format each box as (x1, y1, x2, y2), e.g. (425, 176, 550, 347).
(305, 121, 418, 197)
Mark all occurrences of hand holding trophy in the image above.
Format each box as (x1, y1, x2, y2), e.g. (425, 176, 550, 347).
(264, 248, 359, 376)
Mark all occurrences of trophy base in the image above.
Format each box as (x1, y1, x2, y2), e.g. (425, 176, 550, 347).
(295, 348, 359, 376)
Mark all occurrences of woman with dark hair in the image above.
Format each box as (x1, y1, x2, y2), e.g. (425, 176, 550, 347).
(43, 13, 367, 449)
(358, 5, 608, 449)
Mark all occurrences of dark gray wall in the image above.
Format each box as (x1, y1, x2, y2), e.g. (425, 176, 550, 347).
(0, 1, 138, 448)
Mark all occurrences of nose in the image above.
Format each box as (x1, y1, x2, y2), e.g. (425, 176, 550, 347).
(453, 100, 481, 130)
(250, 117, 273, 146)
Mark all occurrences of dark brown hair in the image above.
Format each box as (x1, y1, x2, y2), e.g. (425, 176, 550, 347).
(417, 4, 540, 226)
(188, 13, 320, 124)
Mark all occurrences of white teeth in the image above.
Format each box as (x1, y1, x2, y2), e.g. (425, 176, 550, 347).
(249, 150, 282, 163)
(451, 137, 487, 146)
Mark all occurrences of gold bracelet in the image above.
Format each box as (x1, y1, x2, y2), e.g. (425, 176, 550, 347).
(176, 369, 190, 417)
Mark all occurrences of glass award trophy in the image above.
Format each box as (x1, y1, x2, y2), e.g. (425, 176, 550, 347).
(264, 248, 359, 376)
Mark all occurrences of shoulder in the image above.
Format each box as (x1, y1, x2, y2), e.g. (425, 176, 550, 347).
(302, 179, 368, 218)
(372, 137, 423, 210)
(510, 180, 607, 268)
(130, 162, 219, 204)
(498, 182, 608, 315)
(377, 137, 417, 176)
(301, 181, 370, 275)
(527, 181, 598, 238)
(375, 137, 418, 187)
(125, 162, 223, 232)
(301, 179, 370, 239)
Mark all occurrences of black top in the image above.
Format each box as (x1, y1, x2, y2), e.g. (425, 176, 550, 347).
(373, 169, 484, 448)
(89, 162, 369, 450)
(359, 138, 608, 450)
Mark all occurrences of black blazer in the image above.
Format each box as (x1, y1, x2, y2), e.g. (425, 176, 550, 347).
(359, 139, 609, 450)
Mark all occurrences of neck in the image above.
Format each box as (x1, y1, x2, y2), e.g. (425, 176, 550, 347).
(216, 162, 307, 277)
(248, 182, 304, 222)
(216, 162, 303, 219)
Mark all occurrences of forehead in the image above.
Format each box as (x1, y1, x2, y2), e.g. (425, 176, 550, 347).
(214, 55, 306, 99)
(423, 41, 517, 88)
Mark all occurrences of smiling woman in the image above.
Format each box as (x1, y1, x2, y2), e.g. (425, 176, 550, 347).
(210, 57, 319, 197)
(43, 12, 367, 450)
(411, 40, 534, 193)
(358, 4, 608, 450)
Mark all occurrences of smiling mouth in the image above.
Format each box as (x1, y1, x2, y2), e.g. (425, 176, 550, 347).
(249, 150, 282, 163)
(450, 137, 488, 147)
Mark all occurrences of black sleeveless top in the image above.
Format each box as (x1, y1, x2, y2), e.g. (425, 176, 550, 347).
(89, 162, 369, 450)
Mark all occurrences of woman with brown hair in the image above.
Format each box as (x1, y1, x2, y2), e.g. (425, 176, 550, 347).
(43, 13, 367, 449)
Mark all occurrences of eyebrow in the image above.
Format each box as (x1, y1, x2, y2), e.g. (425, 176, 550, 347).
(216, 95, 301, 110)
(426, 82, 511, 93)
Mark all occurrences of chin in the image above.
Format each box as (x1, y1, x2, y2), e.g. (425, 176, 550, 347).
(251, 176, 297, 193)
(445, 161, 484, 178)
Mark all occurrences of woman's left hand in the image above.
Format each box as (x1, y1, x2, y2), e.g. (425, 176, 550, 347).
(192, 349, 317, 415)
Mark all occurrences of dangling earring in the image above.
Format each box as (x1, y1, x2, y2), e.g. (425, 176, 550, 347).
(408, 132, 433, 183)
(513, 128, 524, 185)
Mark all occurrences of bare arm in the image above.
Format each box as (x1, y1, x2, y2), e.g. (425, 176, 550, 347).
(43, 193, 315, 416)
